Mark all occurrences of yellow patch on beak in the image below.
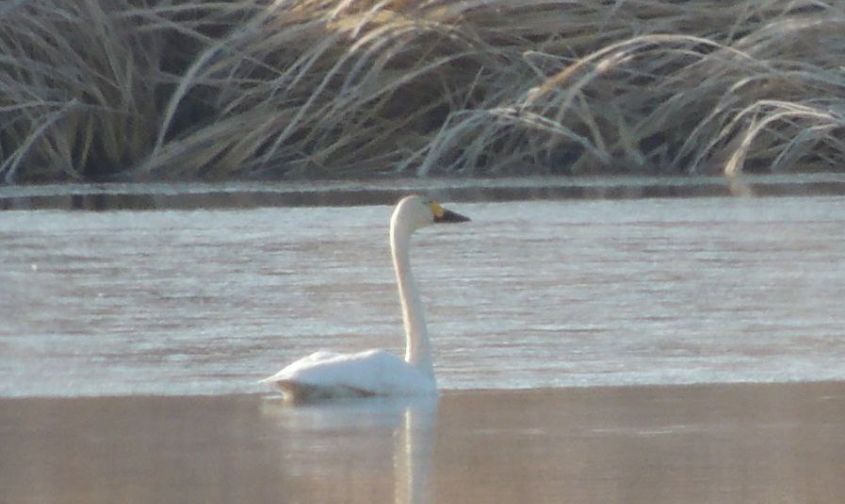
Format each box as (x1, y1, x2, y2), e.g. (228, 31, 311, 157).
(430, 201, 445, 219)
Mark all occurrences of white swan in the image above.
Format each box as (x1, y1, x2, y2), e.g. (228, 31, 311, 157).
(261, 194, 470, 401)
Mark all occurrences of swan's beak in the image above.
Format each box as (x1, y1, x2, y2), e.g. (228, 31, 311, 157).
(432, 202, 470, 223)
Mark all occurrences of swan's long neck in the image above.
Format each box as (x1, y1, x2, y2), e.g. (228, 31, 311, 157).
(390, 221, 434, 379)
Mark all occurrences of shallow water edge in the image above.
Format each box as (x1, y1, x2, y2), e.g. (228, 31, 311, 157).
(2, 381, 843, 504)
(3, 174, 845, 210)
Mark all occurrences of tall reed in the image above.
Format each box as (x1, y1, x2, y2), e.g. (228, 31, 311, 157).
(2, 0, 844, 182)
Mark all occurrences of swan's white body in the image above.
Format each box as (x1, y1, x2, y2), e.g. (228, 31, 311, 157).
(261, 195, 469, 401)
(262, 350, 434, 399)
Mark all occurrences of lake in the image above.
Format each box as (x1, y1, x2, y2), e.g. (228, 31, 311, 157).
(1, 184, 844, 503)
(2, 193, 844, 396)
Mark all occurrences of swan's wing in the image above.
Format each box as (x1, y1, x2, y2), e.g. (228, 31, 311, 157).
(259, 350, 344, 384)
(262, 349, 434, 396)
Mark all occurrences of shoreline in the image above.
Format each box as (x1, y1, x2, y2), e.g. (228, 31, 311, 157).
(3, 173, 845, 211)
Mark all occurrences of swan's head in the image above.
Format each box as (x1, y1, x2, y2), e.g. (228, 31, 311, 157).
(392, 195, 470, 232)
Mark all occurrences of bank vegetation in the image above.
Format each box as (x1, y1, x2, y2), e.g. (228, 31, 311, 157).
(2, 0, 845, 183)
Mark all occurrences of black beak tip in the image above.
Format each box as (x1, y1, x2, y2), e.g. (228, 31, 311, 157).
(436, 209, 470, 223)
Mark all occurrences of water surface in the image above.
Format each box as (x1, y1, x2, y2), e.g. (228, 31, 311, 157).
(2, 195, 844, 397)
(1, 384, 843, 504)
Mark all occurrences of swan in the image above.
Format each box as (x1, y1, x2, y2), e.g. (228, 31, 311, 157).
(261, 194, 470, 401)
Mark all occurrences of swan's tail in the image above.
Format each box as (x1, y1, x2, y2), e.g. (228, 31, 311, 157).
(261, 377, 376, 402)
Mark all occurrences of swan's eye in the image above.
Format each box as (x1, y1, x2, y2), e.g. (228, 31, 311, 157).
(429, 201, 444, 219)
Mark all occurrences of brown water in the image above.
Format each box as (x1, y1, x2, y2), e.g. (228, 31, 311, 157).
(1, 383, 843, 504)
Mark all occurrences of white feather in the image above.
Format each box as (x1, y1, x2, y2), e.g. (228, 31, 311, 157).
(261, 195, 469, 401)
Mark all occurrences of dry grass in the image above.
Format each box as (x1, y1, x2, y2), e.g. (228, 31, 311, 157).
(2, 0, 845, 183)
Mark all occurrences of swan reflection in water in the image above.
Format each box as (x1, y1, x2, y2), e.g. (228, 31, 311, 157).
(259, 195, 462, 501)
(261, 396, 438, 504)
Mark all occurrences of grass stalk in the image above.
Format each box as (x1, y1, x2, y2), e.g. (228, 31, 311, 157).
(2, 0, 845, 182)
